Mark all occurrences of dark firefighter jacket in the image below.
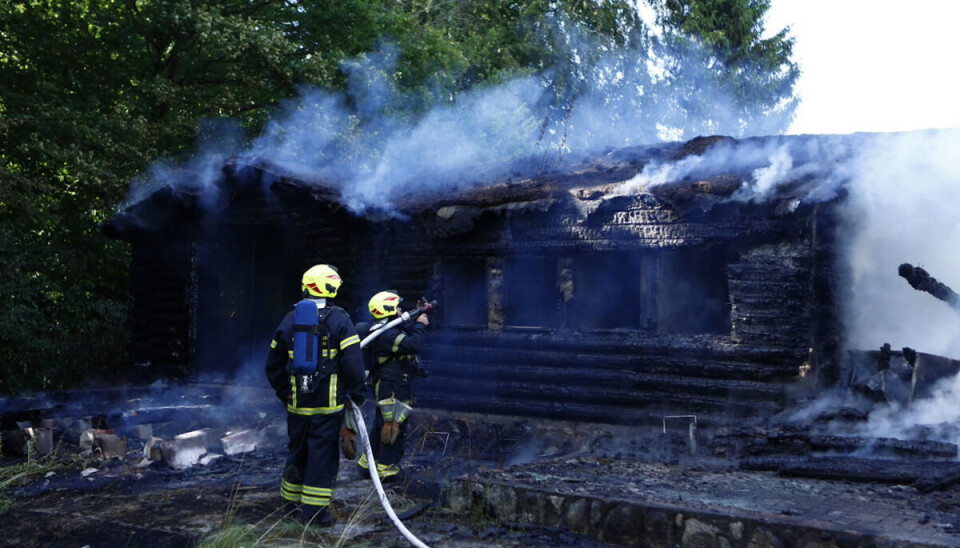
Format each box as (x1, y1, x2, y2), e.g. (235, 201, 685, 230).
(265, 303, 366, 415)
(367, 320, 428, 403)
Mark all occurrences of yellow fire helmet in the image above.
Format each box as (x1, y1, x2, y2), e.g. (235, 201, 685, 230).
(301, 264, 342, 298)
(369, 290, 402, 319)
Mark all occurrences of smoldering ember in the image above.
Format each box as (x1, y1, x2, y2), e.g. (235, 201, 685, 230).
(4, 130, 960, 547)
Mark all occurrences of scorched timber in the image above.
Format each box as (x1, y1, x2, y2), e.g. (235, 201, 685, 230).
(424, 332, 805, 380)
(775, 456, 960, 488)
(105, 133, 850, 426)
(899, 262, 960, 314)
(427, 344, 799, 382)
(743, 430, 960, 459)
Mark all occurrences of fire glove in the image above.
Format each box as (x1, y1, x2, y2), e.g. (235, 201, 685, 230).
(340, 428, 357, 460)
(381, 421, 401, 446)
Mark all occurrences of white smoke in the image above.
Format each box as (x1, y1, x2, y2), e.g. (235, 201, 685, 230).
(840, 130, 960, 357)
(122, 119, 246, 211)
(758, 130, 960, 443)
(858, 373, 960, 446)
(836, 130, 960, 443)
(614, 135, 851, 202)
(123, 4, 797, 215)
(609, 129, 960, 443)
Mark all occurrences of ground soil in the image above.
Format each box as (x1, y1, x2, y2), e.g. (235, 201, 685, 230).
(4, 406, 960, 548)
(0, 412, 616, 548)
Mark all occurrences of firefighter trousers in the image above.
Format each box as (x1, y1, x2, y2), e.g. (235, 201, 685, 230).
(281, 411, 341, 512)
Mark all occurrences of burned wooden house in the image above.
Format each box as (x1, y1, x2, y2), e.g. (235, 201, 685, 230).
(104, 134, 850, 426)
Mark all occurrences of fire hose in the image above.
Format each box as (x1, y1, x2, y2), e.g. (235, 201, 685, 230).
(347, 399, 430, 548)
(360, 300, 437, 348)
(346, 299, 437, 548)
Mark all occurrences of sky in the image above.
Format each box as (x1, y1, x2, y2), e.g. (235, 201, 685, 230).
(764, 0, 960, 135)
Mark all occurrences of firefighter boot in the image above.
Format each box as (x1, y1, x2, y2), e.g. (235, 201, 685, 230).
(301, 505, 335, 528)
(280, 499, 300, 519)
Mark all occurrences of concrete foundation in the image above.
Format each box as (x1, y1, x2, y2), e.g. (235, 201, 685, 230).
(447, 456, 960, 547)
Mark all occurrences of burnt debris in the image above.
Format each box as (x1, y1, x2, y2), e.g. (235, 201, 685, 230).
(899, 262, 960, 314)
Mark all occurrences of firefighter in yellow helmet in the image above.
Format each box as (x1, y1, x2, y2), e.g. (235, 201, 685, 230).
(264, 264, 366, 527)
(357, 290, 430, 482)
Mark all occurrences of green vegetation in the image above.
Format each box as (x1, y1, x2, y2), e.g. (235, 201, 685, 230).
(0, 440, 85, 515)
(195, 487, 381, 548)
(0, 0, 797, 394)
(655, 0, 799, 136)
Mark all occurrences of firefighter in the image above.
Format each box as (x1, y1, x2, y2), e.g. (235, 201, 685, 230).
(357, 290, 430, 482)
(264, 264, 366, 527)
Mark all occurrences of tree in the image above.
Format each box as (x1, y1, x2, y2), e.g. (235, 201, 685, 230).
(0, 0, 514, 393)
(0, 0, 386, 393)
(653, 0, 800, 137)
(0, 0, 799, 394)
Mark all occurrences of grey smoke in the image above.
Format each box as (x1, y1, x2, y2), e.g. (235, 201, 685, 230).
(838, 130, 960, 443)
(116, 6, 960, 444)
(839, 130, 960, 358)
(615, 134, 854, 203)
(772, 129, 960, 444)
(123, 6, 796, 214)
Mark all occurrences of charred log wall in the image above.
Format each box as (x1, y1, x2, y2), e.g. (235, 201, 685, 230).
(354, 192, 833, 426)
(128, 236, 195, 379)
(122, 164, 840, 426)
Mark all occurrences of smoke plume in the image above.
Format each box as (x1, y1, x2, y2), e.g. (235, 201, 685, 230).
(838, 130, 960, 357)
(614, 129, 960, 364)
(122, 6, 795, 216)
(116, 6, 960, 445)
(838, 130, 960, 443)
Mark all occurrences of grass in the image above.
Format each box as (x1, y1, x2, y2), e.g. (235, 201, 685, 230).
(193, 463, 401, 548)
(193, 523, 262, 548)
(332, 488, 379, 548)
(195, 419, 385, 548)
(0, 437, 86, 515)
(195, 489, 383, 548)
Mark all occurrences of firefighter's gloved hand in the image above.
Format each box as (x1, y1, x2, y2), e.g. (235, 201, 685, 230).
(416, 313, 429, 326)
(381, 421, 401, 445)
(340, 428, 358, 460)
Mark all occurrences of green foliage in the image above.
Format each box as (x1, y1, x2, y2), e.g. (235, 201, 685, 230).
(193, 523, 261, 548)
(0, 0, 798, 393)
(654, 0, 800, 136)
(405, 1, 645, 109)
(0, 442, 86, 515)
(0, 0, 335, 393)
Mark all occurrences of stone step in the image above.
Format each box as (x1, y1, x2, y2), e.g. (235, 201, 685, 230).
(446, 456, 960, 547)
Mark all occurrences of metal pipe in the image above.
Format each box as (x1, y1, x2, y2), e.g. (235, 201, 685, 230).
(662, 414, 698, 455)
